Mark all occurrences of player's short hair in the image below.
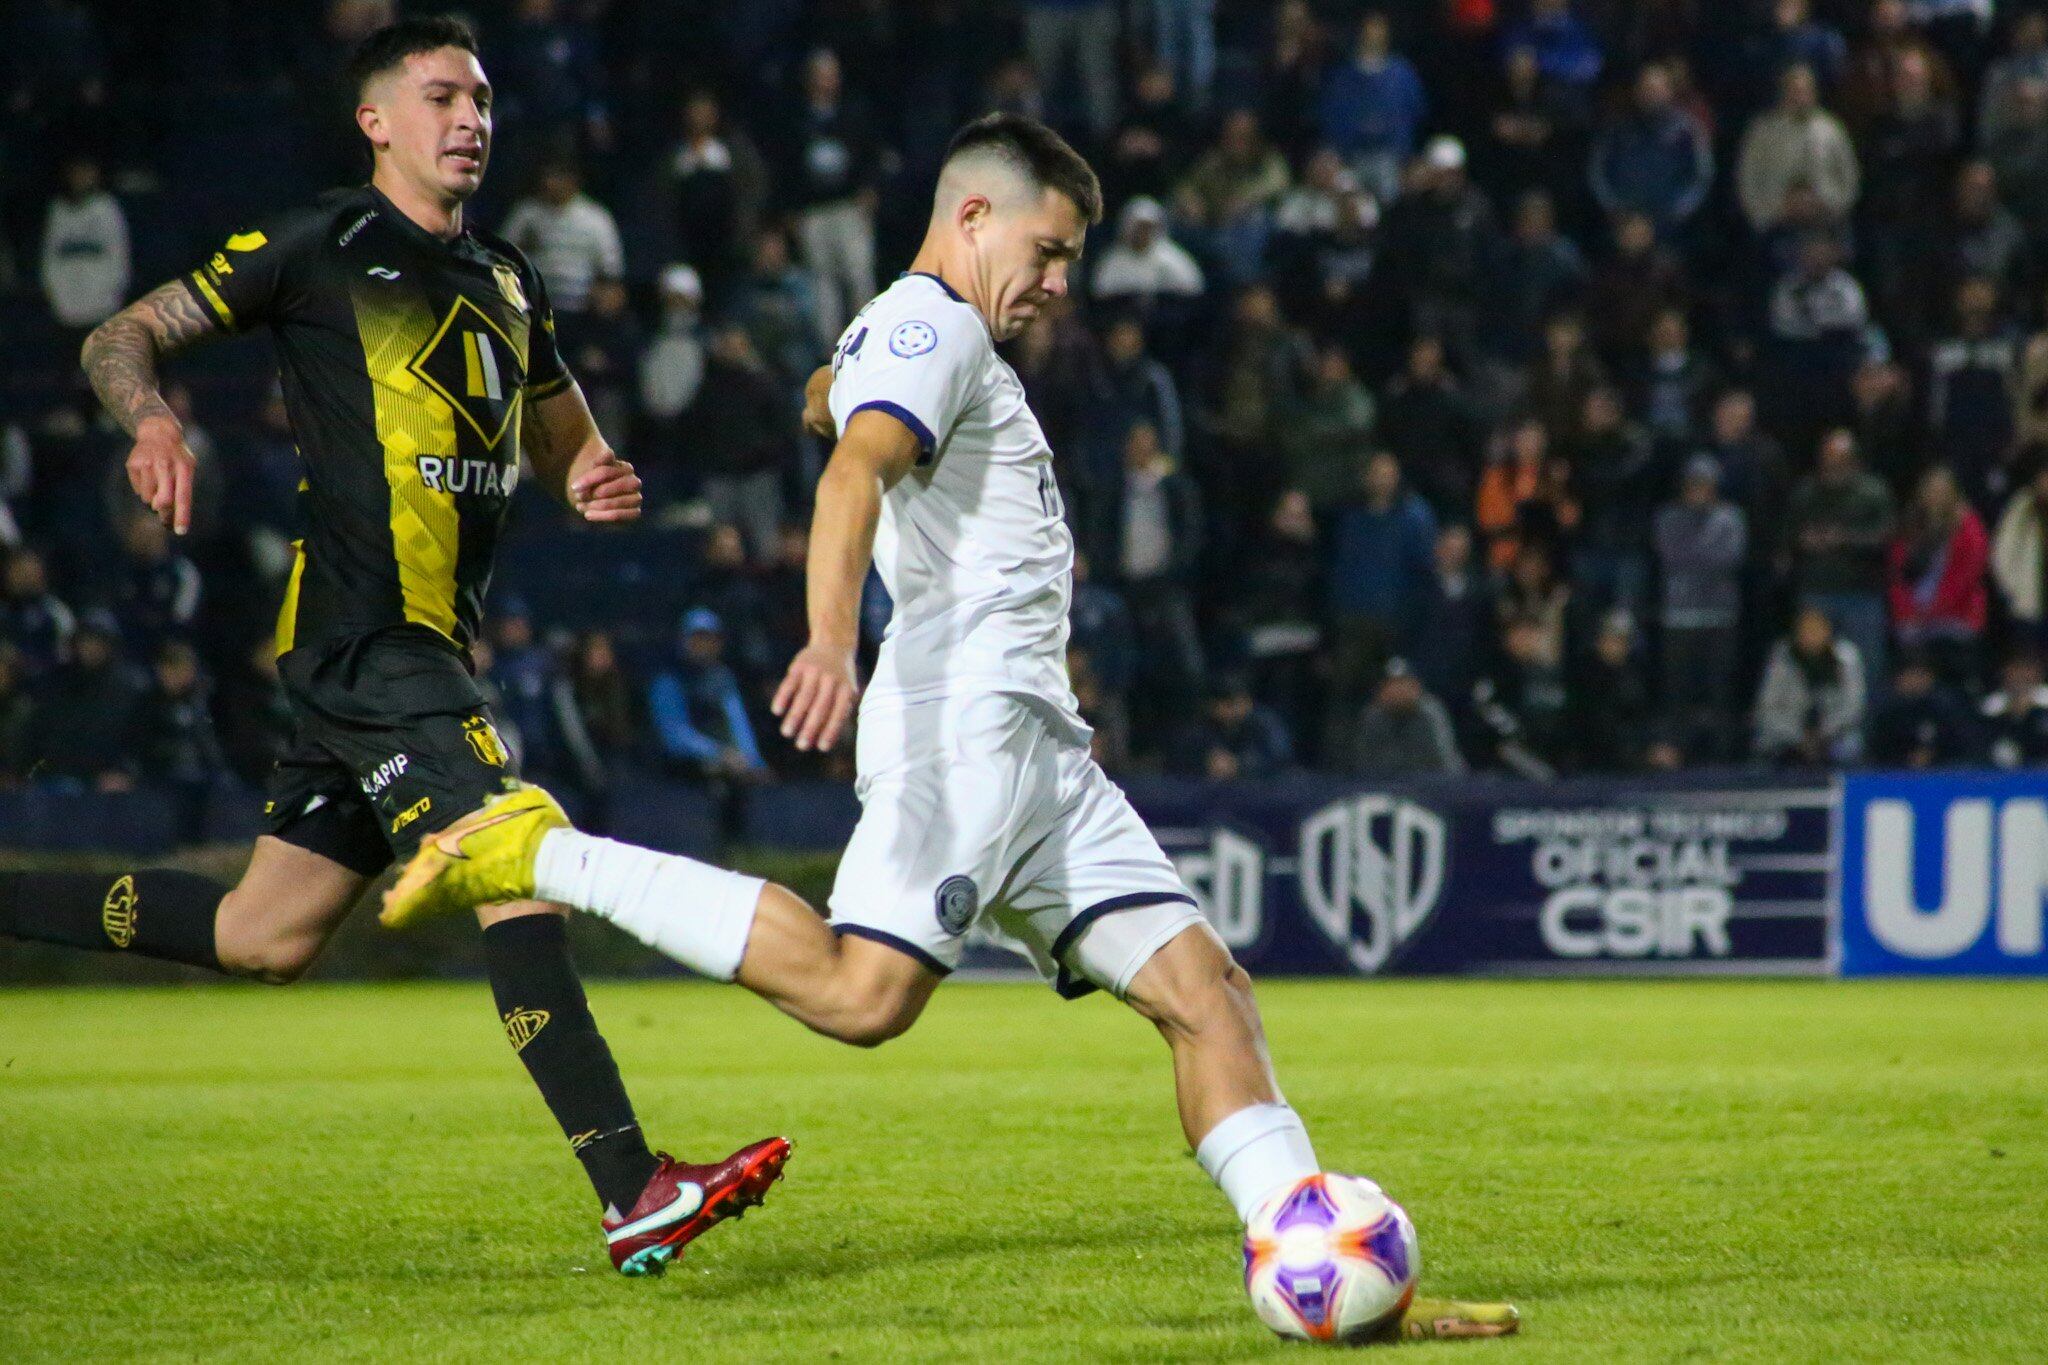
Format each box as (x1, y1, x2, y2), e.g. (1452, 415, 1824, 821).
(346, 15, 481, 99)
(941, 114, 1102, 224)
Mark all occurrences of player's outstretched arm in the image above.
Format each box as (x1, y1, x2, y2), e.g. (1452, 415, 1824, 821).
(81, 281, 222, 535)
(771, 409, 920, 752)
(526, 381, 642, 523)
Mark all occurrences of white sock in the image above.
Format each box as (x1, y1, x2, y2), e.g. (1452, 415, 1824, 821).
(533, 829, 764, 982)
(1196, 1102, 1321, 1223)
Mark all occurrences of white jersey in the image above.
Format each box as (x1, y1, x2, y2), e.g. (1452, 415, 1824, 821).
(827, 273, 1086, 739)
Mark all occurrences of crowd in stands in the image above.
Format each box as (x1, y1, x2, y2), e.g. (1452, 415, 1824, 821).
(4, 0, 2048, 827)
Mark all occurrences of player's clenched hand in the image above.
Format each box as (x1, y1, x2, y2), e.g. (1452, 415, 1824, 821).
(772, 640, 859, 752)
(802, 365, 837, 441)
(127, 414, 198, 536)
(568, 447, 642, 523)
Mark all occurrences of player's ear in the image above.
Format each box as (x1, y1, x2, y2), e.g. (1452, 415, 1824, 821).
(956, 194, 991, 239)
(356, 101, 387, 152)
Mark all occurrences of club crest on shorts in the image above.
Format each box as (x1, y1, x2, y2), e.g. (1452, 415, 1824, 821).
(101, 874, 138, 949)
(934, 874, 978, 936)
(464, 714, 510, 767)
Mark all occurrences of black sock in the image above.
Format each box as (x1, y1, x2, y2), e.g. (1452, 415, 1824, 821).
(0, 869, 224, 972)
(482, 914, 659, 1211)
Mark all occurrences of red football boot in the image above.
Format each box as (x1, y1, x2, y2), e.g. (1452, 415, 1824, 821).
(605, 1136, 793, 1276)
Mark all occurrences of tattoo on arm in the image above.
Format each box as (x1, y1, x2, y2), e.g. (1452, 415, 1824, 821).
(80, 281, 221, 436)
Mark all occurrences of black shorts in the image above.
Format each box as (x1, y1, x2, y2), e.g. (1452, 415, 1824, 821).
(262, 626, 521, 877)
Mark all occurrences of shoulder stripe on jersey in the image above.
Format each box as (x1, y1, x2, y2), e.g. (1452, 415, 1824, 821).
(525, 373, 573, 401)
(849, 399, 936, 464)
(189, 270, 235, 328)
(903, 270, 966, 303)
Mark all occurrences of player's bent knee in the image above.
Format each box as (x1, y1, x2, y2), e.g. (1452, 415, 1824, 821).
(1127, 925, 1259, 1043)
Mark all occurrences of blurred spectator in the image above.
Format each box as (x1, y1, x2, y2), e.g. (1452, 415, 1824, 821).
(1412, 523, 1494, 718)
(1069, 644, 1132, 774)
(1261, 0, 1330, 154)
(1584, 211, 1689, 367)
(1318, 12, 1426, 201)
(0, 644, 30, 785)
(1324, 450, 1437, 750)
(1985, 79, 2048, 235)
(1927, 276, 2020, 507)
(692, 523, 773, 680)
(1705, 387, 1789, 527)
(1169, 673, 1294, 781)
(1499, 0, 1603, 104)
(1842, 0, 1958, 138)
(1490, 191, 1587, 368)
(1848, 357, 1924, 494)
(1107, 63, 1188, 212)
(1175, 108, 1289, 286)
(664, 89, 768, 291)
(215, 636, 292, 785)
(1737, 65, 1859, 233)
(1655, 454, 1749, 758)
(1101, 314, 1184, 469)
(1279, 343, 1374, 510)
(567, 629, 638, 763)
(1376, 136, 1498, 366)
(638, 264, 706, 490)
(1886, 465, 1988, 684)
(1788, 428, 1897, 694)
(1571, 609, 1655, 772)
(1754, 603, 1867, 766)
(1632, 307, 1718, 451)
(1980, 14, 2048, 143)
(1200, 283, 1312, 510)
(1221, 490, 1322, 743)
(111, 509, 201, 656)
(24, 612, 143, 791)
(40, 154, 128, 334)
(1092, 196, 1205, 306)
(1991, 449, 2048, 652)
(1589, 62, 1713, 235)
(134, 639, 226, 844)
(1343, 656, 1464, 777)
(1755, 0, 1848, 101)
(1480, 44, 1587, 214)
(1525, 310, 1605, 442)
(1068, 551, 1137, 699)
(1944, 161, 2027, 309)
(1979, 647, 2048, 768)
(1477, 610, 1570, 776)
(559, 277, 638, 439)
(730, 227, 829, 382)
(1, 546, 76, 678)
(778, 48, 879, 340)
(495, 0, 609, 152)
(1860, 47, 1963, 346)
(1476, 416, 1550, 571)
(693, 323, 796, 558)
(650, 608, 770, 839)
(1571, 386, 1658, 615)
(502, 159, 624, 317)
(1378, 334, 1483, 515)
(1022, 0, 1120, 139)
(1765, 232, 1871, 438)
(1090, 420, 1204, 740)
(1868, 649, 1977, 767)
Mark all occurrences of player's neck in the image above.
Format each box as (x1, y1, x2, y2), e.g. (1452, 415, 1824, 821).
(371, 167, 466, 241)
(905, 246, 988, 334)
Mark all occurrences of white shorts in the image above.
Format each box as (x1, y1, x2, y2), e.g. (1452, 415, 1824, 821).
(828, 692, 1202, 997)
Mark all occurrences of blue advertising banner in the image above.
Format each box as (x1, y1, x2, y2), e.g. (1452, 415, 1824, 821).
(1839, 771, 2048, 977)
(961, 774, 1835, 977)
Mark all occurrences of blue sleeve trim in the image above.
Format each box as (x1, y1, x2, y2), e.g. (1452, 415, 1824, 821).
(849, 399, 938, 464)
(832, 923, 953, 977)
(1049, 891, 1201, 999)
(903, 270, 967, 303)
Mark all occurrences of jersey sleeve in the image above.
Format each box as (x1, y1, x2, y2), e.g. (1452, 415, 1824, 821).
(520, 253, 573, 402)
(178, 202, 329, 334)
(828, 304, 981, 462)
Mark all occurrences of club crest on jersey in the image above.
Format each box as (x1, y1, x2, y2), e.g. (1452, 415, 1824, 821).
(101, 874, 138, 949)
(890, 320, 937, 357)
(934, 874, 979, 936)
(464, 715, 510, 767)
(492, 262, 528, 313)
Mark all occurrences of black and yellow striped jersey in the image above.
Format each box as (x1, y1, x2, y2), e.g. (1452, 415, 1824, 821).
(181, 184, 571, 660)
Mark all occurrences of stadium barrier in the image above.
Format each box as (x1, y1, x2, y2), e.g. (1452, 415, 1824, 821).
(5, 770, 2043, 979)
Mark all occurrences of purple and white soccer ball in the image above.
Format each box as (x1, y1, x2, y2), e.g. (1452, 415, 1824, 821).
(1242, 1174, 1419, 1343)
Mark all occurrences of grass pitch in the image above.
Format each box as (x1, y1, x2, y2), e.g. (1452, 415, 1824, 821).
(1, 978, 2043, 1362)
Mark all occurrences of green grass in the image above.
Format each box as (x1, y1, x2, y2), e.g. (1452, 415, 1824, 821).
(1, 980, 2044, 1362)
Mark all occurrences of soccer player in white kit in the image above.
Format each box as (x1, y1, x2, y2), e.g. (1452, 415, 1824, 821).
(379, 113, 1513, 1335)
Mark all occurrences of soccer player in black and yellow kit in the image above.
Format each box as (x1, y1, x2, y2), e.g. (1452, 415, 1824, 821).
(0, 17, 787, 1275)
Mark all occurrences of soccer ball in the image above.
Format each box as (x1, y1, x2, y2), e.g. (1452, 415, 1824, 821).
(1242, 1174, 1419, 1342)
